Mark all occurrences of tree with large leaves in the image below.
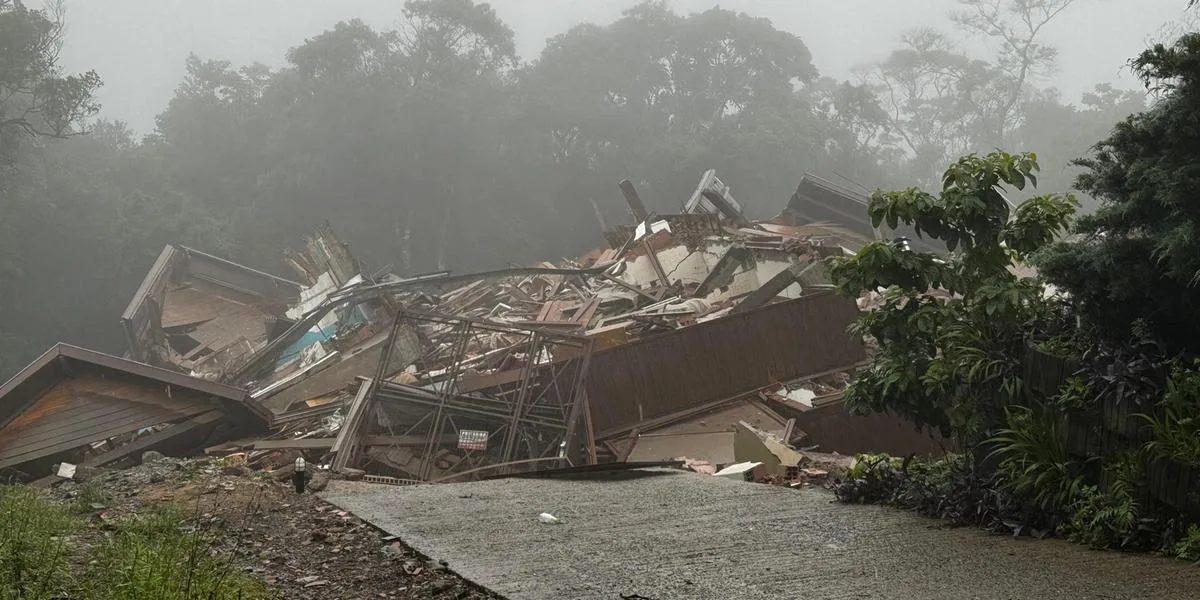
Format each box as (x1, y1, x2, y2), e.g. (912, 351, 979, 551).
(831, 151, 1076, 445)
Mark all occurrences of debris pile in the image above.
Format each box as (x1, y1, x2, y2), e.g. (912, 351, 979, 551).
(1, 169, 947, 486)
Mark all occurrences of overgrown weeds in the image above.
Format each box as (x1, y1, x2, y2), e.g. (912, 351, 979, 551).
(0, 486, 78, 600)
(85, 505, 273, 600)
(1142, 360, 1200, 466)
(988, 403, 1089, 519)
(0, 484, 272, 600)
(1171, 524, 1200, 562)
(71, 479, 113, 514)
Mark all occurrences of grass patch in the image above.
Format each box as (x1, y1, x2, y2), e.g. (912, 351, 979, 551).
(0, 486, 79, 600)
(85, 504, 274, 600)
(71, 480, 113, 514)
(1, 485, 274, 600)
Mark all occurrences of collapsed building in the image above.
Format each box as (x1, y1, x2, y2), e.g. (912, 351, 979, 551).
(0, 171, 944, 484)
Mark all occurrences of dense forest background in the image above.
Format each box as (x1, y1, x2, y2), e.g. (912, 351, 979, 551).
(0, 0, 1162, 377)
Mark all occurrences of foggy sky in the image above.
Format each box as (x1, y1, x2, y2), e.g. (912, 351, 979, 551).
(48, 0, 1189, 134)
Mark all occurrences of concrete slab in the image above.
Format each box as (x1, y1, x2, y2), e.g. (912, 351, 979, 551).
(321, 469, 1200, 600)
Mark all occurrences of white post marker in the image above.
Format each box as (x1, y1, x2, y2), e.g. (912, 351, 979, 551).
(293, 457, 307, 494)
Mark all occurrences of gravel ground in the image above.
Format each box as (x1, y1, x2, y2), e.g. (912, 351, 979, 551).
(49, 457, 501, 600)
(322, 469, 1200, 600)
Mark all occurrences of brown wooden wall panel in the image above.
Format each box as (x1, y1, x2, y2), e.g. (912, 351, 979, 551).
(1, 397, 207, 452)
(0, 375, 218, 469)
(792, 401, 946, 456)
(587, 291, 865, 435)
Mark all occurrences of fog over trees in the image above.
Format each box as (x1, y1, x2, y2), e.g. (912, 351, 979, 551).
(0, 0, 1185, 376)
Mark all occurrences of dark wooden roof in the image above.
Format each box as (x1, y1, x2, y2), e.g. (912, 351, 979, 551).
(0, 343, 269, 430)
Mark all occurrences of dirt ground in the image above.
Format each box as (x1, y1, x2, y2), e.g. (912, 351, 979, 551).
(48, 458, 501, 600)
(321, 468, 1200, 600)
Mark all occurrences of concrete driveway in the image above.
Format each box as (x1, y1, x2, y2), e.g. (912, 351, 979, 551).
(322, 469, 1200, 600)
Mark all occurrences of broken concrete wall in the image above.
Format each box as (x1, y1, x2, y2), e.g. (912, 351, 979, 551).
(622, 242, 728, 288)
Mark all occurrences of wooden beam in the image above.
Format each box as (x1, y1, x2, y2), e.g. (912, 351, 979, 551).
(82, 410, 224, 468)
(253, 438, 337, 450)
(643, 239, 671, 287)
(251, 434, 457, 451)
(330, 378, 374, 472)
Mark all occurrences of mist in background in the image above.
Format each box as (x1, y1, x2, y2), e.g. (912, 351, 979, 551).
(0, 0, 1191, 377)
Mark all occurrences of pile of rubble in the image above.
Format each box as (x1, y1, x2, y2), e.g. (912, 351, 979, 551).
(1, 169, 945, 487)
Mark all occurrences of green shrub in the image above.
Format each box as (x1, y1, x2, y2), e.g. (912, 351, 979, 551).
(988, 403, 1088, 517)
(1172, 524, 1200, 562)
(0, 486, 79, 600)
(1052, 376, 1091, 413)
(1142, 361, 1200, 466)
(1064, 456, 1161, 551)
(834, 454, 905, 504)
(836, 454, 1012, 528)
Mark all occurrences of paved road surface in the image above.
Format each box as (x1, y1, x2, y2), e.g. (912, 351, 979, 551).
(322, 469, 1200, 599)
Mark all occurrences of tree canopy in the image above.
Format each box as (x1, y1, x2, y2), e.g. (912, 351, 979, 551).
(1036, 33, 1200, 353)
(0, 0, 1160, 379)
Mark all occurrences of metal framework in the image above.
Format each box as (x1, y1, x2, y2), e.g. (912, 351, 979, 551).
(355, 309, 594, 481)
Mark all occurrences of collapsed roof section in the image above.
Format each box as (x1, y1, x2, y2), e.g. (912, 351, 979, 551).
(121, 245, 302, 378)
(773, 173, 946, 254)
(208, 171, 880, 480)
(4, 167, 949, 484)
(0, 344, 268, 479)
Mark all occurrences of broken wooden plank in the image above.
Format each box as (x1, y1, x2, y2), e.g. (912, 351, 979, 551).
(619, 179, 650, 222)
(573, 297, 602, 327)
(83, 409, 224, 468)
(330, 378, 374, 472)
(693, 246, 752, 299)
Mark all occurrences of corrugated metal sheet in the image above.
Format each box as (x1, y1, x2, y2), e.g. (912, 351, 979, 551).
(587, 290, 865, 435)
(775, 174, 945, 254)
